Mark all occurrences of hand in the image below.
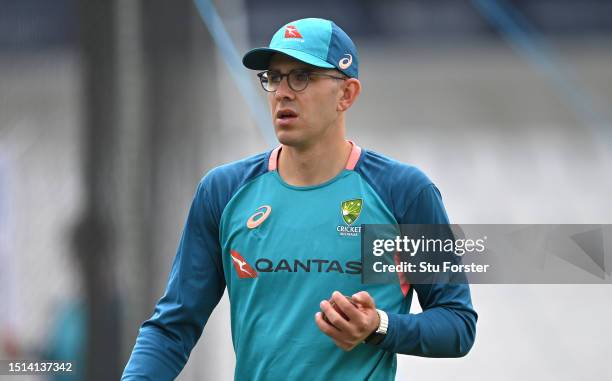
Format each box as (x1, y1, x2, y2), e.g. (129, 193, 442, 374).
(314, 291, 380, 351)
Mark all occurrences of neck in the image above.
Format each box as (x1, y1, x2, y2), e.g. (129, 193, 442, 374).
(277, 136, 352, 187)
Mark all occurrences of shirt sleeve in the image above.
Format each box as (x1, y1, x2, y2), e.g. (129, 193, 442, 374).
(378, 184, 478, 357)
(121, 176, 226, 380)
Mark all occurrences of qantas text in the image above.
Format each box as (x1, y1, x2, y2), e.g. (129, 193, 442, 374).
(255, 258, 362, 274)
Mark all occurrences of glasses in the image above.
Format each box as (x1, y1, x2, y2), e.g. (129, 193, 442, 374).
(257, 69, 347, 92)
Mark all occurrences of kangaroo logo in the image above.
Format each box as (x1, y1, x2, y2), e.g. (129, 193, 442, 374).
(230, 250, 258, 279)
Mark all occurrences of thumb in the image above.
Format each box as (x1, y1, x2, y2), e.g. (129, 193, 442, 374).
(351, 291, 375, 308)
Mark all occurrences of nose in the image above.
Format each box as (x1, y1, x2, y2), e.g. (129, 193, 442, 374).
(274, 76, 295, 101)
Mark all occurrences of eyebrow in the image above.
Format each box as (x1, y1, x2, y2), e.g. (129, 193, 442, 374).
(267, 66, 313, 72)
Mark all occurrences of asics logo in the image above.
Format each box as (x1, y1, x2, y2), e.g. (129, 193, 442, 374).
(338, 54, 352, 70)
(246, 205, 272, 229)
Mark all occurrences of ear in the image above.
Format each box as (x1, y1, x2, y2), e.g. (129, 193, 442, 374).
(337, 78, 361, 112)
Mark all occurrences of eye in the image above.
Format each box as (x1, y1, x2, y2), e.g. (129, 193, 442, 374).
(267, 72, 282, 83)
(292, 71, 309, 83)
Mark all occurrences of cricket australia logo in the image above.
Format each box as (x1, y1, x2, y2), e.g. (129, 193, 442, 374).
(337, 198, 363, 237)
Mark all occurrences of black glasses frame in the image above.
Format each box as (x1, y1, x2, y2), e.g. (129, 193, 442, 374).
(257, 69, 347, 92)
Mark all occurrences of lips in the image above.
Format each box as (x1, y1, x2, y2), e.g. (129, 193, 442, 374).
(276, 109, 298, 119)
(275, 108, 298, 127)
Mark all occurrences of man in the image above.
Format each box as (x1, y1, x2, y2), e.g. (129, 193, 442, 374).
(122, 17, 477, 380)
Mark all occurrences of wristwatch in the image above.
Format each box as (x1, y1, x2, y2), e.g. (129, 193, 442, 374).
(364, 309, 388, 345)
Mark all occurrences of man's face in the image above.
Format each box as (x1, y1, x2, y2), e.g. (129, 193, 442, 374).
(266, 54, 344, 148)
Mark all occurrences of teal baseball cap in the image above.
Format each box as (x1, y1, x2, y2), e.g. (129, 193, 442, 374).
(242, 18, 359, 78)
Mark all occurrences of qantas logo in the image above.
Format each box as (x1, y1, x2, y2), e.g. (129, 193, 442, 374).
(230, 251, 362, 278)
(230, 250, 258, 278)
(246, 205, 272, 229)
(255, 258, 362, 274)
(284, 25, 303, 39)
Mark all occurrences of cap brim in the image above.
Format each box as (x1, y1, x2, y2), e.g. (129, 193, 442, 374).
(242, 47, 335, 71)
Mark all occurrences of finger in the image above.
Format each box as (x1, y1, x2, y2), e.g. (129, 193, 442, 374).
(351, 291, 375, 308)
(324, 298, 371, 341)
(315, 312, 345, 340)
(331, 291, 362, 322)
(316, 312, 362, 349)
(320, 299, 351, 332)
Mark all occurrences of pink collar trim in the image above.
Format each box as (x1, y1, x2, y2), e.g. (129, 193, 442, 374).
(268, 145, 282, 171)
(344, 140, 362, 170)
(267, 140, 362, 171)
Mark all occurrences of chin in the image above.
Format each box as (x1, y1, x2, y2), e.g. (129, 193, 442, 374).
(275, 128, 307, 147)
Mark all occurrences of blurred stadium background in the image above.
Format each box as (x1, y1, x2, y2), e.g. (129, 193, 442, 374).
(0, 0, 611, 380)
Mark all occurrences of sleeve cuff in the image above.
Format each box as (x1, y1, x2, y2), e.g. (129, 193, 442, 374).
(376, 311, 417, 353)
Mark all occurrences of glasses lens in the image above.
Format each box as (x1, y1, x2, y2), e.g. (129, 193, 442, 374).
(258, 71, 277, 92)
(267, 71, 283, 91)
(259, 73, 270, 91)
(289, 70, 309, 91)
